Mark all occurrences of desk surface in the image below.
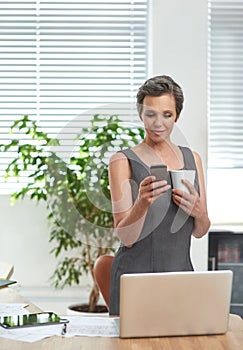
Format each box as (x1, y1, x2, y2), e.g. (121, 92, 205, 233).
(0, 287, 243, 350)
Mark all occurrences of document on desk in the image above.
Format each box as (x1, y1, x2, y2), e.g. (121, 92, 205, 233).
(64, 315, 119, 337)
(0, 303, 30, 316)
(0, 315, 119, 342)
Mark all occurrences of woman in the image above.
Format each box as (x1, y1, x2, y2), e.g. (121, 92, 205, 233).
(108, 75, 211, 316)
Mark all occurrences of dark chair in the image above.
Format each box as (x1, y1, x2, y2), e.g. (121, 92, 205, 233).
(93, 255, 114, 311)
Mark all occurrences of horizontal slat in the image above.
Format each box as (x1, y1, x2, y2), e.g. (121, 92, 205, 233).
(208, 0, 243, 169)
(0, 0, 147, 193)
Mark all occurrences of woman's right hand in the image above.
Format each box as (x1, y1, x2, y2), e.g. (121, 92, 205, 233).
(137, 175, 171, 206)
(109, 154, 171, 247)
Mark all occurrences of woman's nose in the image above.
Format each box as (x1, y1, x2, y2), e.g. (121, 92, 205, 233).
(154, 115, 163, 127)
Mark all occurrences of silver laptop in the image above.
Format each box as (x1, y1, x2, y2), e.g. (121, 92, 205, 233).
(119, 270, 233, 338)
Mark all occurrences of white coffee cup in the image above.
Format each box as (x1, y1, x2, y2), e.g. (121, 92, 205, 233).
(170, 170, 196, 194)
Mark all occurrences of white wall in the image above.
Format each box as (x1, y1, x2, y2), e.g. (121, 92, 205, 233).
(0, 0, 209, 313)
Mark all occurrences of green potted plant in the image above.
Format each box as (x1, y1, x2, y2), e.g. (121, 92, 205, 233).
(0, 114, 144, 312)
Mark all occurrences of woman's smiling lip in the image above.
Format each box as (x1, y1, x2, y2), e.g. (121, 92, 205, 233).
(152, 130, 165, 136)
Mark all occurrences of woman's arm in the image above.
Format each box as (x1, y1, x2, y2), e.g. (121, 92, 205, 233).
(109, 152, 170, 247)
(191, 152, 211, 237)
(172, 151, 211, 238)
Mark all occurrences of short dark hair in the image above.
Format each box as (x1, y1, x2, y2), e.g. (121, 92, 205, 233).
(136, 75, 184, 121)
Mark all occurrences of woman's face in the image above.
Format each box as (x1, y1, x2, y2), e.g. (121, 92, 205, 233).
(140, 94, 177, 143)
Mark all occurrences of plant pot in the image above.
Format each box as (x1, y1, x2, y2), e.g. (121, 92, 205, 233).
(67, 303, 109, 317)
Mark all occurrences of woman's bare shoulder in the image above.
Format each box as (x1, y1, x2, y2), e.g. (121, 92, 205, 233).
(109, 151, 130, 175)
(109, 151, 131, 192)
(192, 150, 203, 167)
(109, 150, 128, 164)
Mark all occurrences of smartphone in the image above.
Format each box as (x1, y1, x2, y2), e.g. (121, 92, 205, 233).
(150, 164, 168, 181)
(0, 312, 69, 329)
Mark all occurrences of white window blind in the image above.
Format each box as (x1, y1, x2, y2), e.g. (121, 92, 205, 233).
(0, 0, 148, 193)
(208, 0, 243, 168)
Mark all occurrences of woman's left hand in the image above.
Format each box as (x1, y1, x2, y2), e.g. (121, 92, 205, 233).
(172, 179, 202, 219)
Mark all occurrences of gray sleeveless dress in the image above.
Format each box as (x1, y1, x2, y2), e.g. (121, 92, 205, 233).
(109, 146, 199, 316)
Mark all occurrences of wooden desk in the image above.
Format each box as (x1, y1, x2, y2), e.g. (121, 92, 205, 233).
(1, 287, 243, 350)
